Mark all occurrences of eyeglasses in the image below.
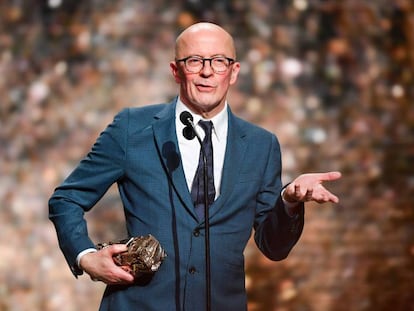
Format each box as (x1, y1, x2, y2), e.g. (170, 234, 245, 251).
(176, 56, 235, 74)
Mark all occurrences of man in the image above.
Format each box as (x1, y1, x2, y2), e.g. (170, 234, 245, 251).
(49, 22, 341, 310)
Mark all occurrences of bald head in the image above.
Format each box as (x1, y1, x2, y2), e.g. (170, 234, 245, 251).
(175, 22, 236, 60)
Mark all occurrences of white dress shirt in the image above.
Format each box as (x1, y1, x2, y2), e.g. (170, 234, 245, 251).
(175, 98, 228, 198)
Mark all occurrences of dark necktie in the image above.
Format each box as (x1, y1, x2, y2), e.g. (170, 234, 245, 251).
(191, 120, 215, 220)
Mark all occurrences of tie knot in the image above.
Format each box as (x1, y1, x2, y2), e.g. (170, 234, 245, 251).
(198, 120, 213, 137)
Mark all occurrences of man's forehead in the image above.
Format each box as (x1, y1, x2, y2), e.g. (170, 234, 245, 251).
(176, 26, 235, 57)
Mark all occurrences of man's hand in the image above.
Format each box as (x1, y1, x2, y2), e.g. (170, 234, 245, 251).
(283, 171, 342, 204)
(79, 244, 135, 285)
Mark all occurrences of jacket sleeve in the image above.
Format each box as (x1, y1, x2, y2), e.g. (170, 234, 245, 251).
(48, 109, 128, 276)
(253, 134, 304, 261)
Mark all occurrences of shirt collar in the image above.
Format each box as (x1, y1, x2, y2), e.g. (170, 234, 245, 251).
(175, 98, 228, 142)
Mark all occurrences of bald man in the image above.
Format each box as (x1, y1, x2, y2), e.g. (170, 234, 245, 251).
(49, 22, 341, 311)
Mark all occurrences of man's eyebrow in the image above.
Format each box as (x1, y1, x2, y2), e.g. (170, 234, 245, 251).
(186, 54, 229, 58)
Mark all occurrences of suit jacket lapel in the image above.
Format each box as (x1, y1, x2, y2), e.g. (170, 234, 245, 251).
(152, 100, 199, 220)
(209, 109, 247, 219)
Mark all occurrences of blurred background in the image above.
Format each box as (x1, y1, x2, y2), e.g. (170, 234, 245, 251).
(0, 0, 413, 310)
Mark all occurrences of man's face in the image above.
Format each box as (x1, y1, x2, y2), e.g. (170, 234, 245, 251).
(170, 26, 240, 118)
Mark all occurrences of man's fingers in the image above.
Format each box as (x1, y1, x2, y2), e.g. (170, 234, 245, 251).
(294, 184, 301, 197)
(109, 265, 135, 284)
(317, 171, 342, 182)
(289, 172, 341, 203)
(315, 186, 340, 204)
(294, 185, 314, 202)
(106, 244, 128, 255)
(305, 189, 313, 201)
(328, 193, 339, 203)
(87, 244, 134, 284)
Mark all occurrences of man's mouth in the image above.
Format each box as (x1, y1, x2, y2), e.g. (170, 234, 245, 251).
(196, 83, 215, 92)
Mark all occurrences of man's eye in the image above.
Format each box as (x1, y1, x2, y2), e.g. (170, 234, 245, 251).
(187, 58, 201, 65)
(214, 58, 226, 64)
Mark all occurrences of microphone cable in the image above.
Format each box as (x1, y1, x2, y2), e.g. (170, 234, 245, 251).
(180, 111, 212, 311)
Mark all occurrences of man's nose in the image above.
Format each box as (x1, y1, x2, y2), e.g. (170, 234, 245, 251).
(200, 59, 214, 75)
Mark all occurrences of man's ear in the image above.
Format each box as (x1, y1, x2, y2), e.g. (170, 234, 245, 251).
(229, 62, 240, 85)
(170, 62, 182, 84)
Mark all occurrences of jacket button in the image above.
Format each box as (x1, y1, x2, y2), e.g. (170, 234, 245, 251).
(193, 229, 200, 237)
(189, 267, 196, 274)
